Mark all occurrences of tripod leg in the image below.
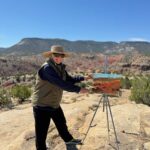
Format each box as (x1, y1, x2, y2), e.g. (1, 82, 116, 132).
(107, 96, 120, 150)
(82, 96, 103, 144)
(103, 95, 105, 112)
(105, 98, 110, 143)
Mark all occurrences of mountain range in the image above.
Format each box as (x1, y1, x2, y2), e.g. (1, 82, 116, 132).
(0, 38, 150, 56)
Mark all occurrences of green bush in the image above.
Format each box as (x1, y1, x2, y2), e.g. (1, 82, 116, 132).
(130, 76, 150, 106)
(15, 75, 21, 83)
(76, 82, 86, 88)
(0, 89, 12, 107)
(121, 76, 132, 89)
(11, 85, 31, 103)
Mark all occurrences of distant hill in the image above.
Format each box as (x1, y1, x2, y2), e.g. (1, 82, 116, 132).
(0, 48, 5, 51)
(120, 41, 150, 55)
(0, 38, 150, 56)
(0, 57, 40, 76)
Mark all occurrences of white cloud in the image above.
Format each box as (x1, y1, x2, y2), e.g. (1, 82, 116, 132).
(128, 37, 149, 42)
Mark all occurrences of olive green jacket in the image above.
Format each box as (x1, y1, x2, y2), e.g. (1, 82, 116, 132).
(32, 59, 66, 108)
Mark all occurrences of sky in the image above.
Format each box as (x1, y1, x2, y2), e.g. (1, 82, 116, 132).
(0, 0, 150, 47)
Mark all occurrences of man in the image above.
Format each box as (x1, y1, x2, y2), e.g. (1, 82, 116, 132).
(32, 45, 88, 150)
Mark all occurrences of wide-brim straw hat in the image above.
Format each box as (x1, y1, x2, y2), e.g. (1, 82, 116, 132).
(43, 45, 69, 58)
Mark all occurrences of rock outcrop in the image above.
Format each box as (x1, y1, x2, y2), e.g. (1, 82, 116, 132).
(0, 90, 150, 150)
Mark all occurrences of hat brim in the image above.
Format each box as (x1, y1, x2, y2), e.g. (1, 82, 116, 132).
(42, 51, 70, 58)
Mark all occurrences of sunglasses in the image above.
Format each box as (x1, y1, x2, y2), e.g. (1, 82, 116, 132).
(52, 53, 65, 58)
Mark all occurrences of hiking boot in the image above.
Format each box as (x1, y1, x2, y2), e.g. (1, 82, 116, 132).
(65, 139, 82, 145)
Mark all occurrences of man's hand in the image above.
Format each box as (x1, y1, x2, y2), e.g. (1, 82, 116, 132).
(80, 88, 89, 94)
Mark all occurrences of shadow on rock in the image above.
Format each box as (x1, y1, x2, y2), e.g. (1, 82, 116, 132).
(66, 144, 78, 150)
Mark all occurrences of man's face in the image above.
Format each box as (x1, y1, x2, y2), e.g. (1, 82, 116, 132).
(52, 53, 65, 64)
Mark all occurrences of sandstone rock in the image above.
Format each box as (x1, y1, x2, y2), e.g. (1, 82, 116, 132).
(1, 90, 150, 150)
(144, 127, 150, 137)
(144, 142, 150, 150)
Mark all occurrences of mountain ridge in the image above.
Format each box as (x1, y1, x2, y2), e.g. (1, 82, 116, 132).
(0, 38, 150, 56)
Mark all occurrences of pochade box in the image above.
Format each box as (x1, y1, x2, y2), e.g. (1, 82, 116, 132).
(91, 73, 122, 96)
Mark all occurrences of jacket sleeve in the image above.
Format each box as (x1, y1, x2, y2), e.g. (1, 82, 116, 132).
(39, 65, 81, 93)
(66, 71, 84, 84)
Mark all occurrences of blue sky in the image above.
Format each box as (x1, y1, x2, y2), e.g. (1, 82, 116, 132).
(0, 0, 150, 47)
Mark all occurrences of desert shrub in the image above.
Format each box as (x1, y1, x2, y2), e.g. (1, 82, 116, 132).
(76, 79, 93, 88)
(86, 81, 93, 86)
(130, 76, 150, 106)
(15, 75, 21, 83)
(120, 76, 132, 89)
(11, 85, 31, 103)
(0, 89, 12, 107)
(76, 82, 86, 88)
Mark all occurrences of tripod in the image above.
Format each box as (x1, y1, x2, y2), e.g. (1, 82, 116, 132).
(81, 93, 120, 150)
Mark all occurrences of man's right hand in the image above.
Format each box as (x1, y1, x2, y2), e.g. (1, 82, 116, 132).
(80, 88, 89, 94)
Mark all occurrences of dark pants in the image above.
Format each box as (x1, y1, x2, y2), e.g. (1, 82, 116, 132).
(33, 106, 73, 150)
